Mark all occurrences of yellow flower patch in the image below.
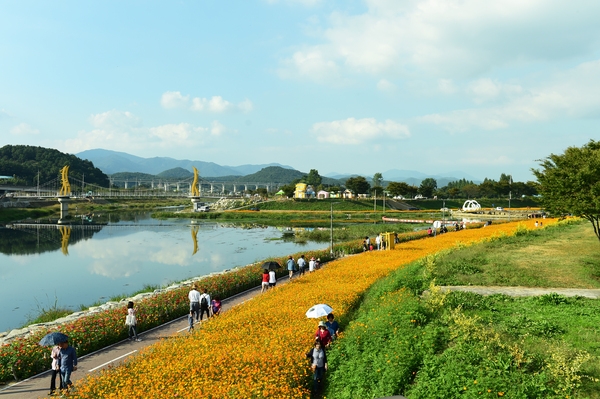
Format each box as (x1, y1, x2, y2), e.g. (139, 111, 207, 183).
(69, 219, 553, 398)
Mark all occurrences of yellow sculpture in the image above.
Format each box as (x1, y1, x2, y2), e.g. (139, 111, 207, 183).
(59, 166, 71, 196)
(191, 225, 199, 255)
(191, 167, 200, 197)
(60, 226, 71, 255)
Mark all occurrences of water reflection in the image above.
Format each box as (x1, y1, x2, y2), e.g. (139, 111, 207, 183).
(0, 213, 325, 332)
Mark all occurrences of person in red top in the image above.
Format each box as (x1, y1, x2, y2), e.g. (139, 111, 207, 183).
(261, 269, 270, 293)
(315, 321, 332, 347)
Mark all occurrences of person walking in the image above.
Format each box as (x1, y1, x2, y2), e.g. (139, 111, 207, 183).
(325, 313, 340, 340)
(297, 254, 307, 276)
(49, 344, 62, 395)
(268, 268, 277, 288)
(287, 255, 296, 280)
(199, 288, 211, 321)
(306, 340, 328, 395)
(308, 257, 316, 272)
(188, 309, 194, 332)
(315, 321, 332, 347)
(261, 269, 270, 293)
(58, 340, 77, 391)
(126, 301, 142, 342)
(189, 284, 201, 322)
(375, 234, 381, 250)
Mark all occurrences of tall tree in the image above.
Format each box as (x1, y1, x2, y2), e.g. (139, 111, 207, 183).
(372, 172, 383, 187)
(303, 169, 322, 187)
(386, 181, 411, 197)
(533, 140, 600, 241)
(418, 178, 437, 198)
(345, 176, 371, 194)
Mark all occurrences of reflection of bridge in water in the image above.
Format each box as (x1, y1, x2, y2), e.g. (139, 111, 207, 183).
(5, 222, 215, 257)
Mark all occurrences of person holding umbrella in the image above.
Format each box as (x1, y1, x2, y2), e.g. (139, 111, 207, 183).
(268, 268, 277, 288)
(39, 331, 69, 395)
(58, 340, 77, 391)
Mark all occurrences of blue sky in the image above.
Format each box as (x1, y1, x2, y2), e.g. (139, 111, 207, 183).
(1, 0, 599, 182)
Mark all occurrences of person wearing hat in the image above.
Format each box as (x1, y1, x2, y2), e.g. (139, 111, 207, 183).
(308, 257, 316, 272)
(315, 320, 332, 347)
(286, 255, 296, 280)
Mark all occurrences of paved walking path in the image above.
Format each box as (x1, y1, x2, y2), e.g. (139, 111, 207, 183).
(0, 275, 293, 399)
(441, 286, 600, 298)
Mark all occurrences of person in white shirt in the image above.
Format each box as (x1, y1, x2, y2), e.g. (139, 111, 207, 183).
(268, 269, 277, 287)
(375, 234, 381, 250)
(188, 284, 201, 322)
(308, 257, 316, 272)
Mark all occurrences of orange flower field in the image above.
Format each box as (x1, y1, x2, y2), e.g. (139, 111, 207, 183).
(67, 219, 552, 399)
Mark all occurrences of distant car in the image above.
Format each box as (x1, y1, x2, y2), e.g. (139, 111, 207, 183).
(199, 205, 210, 212)
(495, 207, 504, 211)
(440, 207, 449, 212)
(414, 195, 426, 199)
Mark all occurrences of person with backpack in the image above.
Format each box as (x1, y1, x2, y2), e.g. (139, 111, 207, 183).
(199, 288, 211, 321)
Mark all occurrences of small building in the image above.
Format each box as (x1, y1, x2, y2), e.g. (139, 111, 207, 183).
(317, 190, 330, 199)
(343, 189, 354, 199)
(294, 183, 308, 199)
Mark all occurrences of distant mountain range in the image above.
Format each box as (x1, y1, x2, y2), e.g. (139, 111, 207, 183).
(75, 149, 296, 177)
(76, 149, 479, 186)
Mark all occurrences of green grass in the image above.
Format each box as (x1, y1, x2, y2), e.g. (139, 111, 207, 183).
(0, 208, 56, 223)
(323, 220, 600, 399)
(429, 219, 600, 288)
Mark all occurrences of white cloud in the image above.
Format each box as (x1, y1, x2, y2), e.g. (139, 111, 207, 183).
(279, 0, 600, 81)
(160, 91, 190, 109)
(238, 99, 254, 113)
(149, 123, 208, 145)
(210, 121, 226, 136)
(278, 49, 340, 82)
(419, 59, 600, 131)
(89, 110, 141, 129)
(311, 117, 410, 144)
(438, 79, 457, 95)
(63, 110, 220, 154)
(377, 79, 396, 92)
(160, 91, 253, 113)
(10, 123, 39, 136)
(466, 78, 523, 104)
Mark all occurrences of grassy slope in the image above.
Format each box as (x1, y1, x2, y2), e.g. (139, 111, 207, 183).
(324, 220, 600, 399)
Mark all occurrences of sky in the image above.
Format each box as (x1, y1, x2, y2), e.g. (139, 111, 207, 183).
(1, 0, 600, 182)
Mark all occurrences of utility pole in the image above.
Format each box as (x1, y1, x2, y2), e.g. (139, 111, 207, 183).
(373, 189, 376, 211)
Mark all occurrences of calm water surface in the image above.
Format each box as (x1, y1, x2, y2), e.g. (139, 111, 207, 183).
(0, 212, 325, 332)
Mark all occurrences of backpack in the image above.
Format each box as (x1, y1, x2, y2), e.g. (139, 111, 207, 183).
(200, 295, 208, 309)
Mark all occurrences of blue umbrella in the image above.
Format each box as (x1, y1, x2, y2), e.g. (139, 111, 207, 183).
(39, 332, 69, 346)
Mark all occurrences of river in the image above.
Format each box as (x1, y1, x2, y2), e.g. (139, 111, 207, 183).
(0, 212, 326, 332)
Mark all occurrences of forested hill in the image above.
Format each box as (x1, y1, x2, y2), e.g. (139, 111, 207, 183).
(0, 145, 109, 186)
(240, 166, 305, 183)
